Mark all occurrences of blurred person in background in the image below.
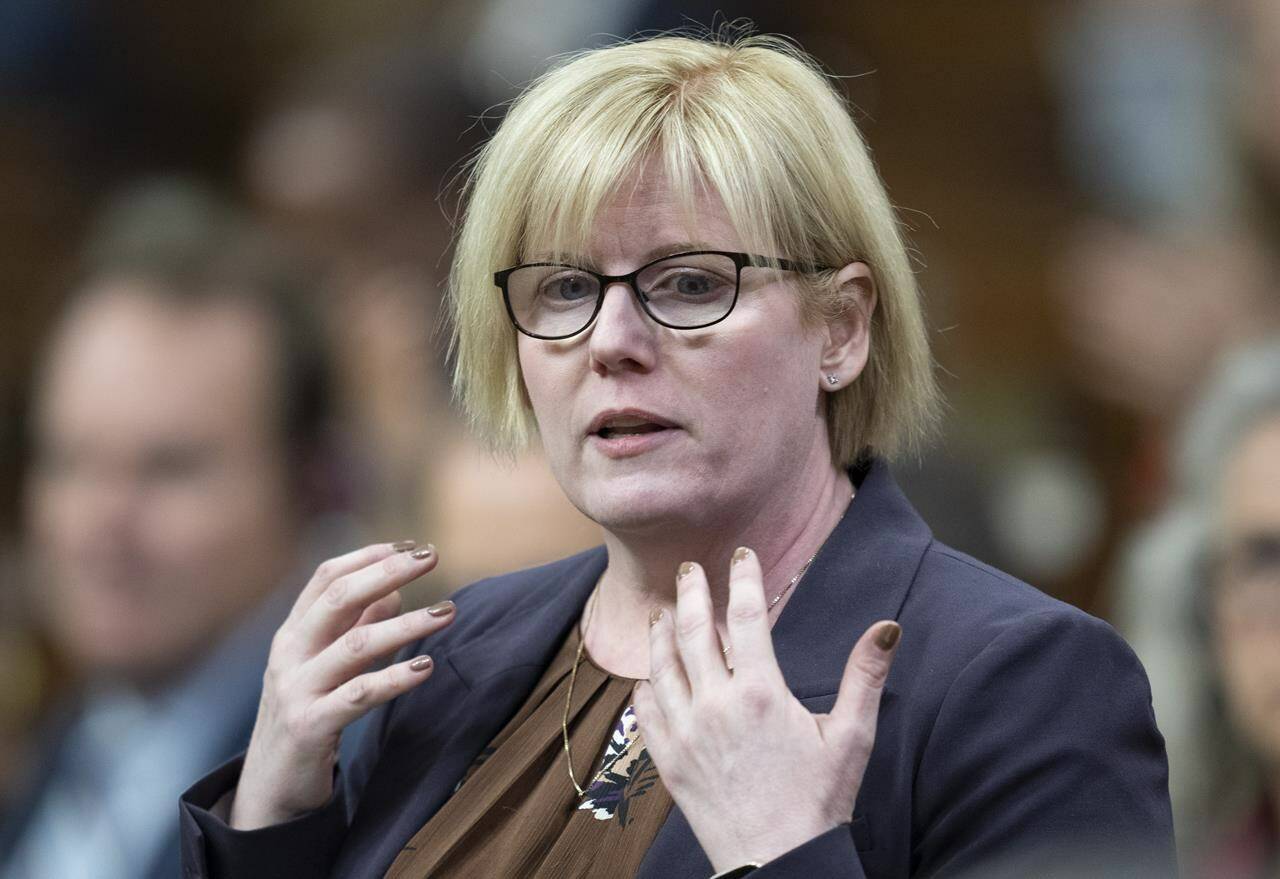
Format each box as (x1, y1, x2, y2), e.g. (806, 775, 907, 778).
(0, 180, 347, 879)
(1047, 1, 1280, 831)
(1117, 341, 1280, 878)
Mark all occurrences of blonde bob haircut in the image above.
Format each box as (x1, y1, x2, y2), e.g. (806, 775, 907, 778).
(448, 31, 940, 466)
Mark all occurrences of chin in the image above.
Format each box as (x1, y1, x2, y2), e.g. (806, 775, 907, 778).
(568, 469, 710, 535)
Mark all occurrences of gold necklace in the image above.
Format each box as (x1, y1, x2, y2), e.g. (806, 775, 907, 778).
(561, 551, 820, 797)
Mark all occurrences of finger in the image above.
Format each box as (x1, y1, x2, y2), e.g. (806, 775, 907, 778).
(828, 620, 901, 750)
(291, 541, 418, 620)
(647, 606, 690, 719)
(305, 600, 456, 690)
(310, 653, 437, 734)
(352, 590, 402, 629)
(631, 680, 673, 768)
(296, 545, 438, 650)
(673, 562, 730, 691)
(724, 547, 782, 682)
(632, 680, 669, 738)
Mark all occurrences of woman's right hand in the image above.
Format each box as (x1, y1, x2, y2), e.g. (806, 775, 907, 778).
(229, 541, 455, 830)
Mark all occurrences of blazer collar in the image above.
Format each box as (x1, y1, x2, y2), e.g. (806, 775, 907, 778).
(448, 458, 931, 699)
(772, 457, 933, 697)
(445, 548, 606, 688)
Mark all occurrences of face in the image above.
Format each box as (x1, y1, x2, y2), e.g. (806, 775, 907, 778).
(26, 283, 299, 685)
(516, 164, 866, 536)
(1211, 413, 1280, 767)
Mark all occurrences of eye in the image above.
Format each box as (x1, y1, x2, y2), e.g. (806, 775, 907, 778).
(645, 266, 734, 300)
(539, 271, 596, 303)
(674, 272, 714, 297)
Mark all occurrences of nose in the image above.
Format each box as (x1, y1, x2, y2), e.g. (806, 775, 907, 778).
(587, 281, 657, 375)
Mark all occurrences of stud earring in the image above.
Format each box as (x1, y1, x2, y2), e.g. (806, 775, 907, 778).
(826, 374, 840, 386)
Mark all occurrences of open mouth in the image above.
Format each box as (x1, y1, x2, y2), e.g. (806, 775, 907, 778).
(596, 423, 667, 439)
(588, 410, 678, 441)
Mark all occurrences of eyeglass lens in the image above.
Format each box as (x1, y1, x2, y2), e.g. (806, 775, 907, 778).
(505, 252, 739, 337)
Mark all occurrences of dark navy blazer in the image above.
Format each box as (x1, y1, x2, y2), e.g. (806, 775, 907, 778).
(179, 460, 1176, 878)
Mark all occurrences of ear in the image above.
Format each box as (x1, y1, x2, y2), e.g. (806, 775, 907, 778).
(818, 261, 877, 392)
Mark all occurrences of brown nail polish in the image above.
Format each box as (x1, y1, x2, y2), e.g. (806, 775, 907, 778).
(392, 540, 417, 552)
(649, 607, 664, 627)
(426, 600, 454, 617)
(409, 656, 432, 672)
(731, 546, 751, 565)
(677, 561, 695, 578)
(876, 622, 901, 651)
(410, 545, 435, 560)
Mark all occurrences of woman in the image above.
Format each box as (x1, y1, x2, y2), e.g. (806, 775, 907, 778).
(180, 33, 1175, 878)
(1194, 345, 1280, 879)
(1117, 341, 1280, 878)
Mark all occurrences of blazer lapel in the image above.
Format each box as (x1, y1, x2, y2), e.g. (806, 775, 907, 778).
(771, 458, 932, 698)
(638, 459, 933, 878)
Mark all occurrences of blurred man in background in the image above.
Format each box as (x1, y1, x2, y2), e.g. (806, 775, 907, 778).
(0, 181, 343, 879)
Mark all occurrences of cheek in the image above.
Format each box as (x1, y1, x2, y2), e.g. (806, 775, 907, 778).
(695, 336, 819, 426)
(134, 467, 290, 586)
(1216, 625, 1280, 725)
(517, 343, 577, 449)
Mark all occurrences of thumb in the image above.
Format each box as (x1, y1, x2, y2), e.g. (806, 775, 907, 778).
(828, 620, 901, 751)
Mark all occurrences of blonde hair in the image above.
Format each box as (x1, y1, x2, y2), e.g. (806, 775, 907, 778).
(448, 32, 940, 465)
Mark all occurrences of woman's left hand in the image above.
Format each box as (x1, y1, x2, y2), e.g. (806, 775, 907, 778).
(633, 547, 901, 872)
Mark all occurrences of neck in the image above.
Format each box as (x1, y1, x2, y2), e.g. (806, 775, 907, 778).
(583, 454, 855, 678)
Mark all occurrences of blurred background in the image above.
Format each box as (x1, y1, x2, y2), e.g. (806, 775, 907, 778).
(1, 1, 1278, 876)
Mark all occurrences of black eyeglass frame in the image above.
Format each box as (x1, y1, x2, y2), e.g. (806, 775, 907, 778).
(493, 250, 831, 340)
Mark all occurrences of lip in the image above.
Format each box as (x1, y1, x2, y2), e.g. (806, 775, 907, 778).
(585, 408, 679, 437)
(585, 408, 682, 460)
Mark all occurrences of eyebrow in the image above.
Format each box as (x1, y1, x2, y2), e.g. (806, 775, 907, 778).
(528, 241, 718, 267)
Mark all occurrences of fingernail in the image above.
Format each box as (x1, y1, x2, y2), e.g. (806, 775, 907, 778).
(409, 655, 432, 672)
(649, 607, 664, 627)
(392, 540, 417, 552)
(426, 600, 454, 617)
(876, 622, 901, 651)
(731, 546, 751, 565)
(410, 544, 435, 560)
(677, 561, 695, 578)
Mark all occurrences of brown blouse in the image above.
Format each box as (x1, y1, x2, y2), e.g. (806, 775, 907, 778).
(384, 626, 674, 878)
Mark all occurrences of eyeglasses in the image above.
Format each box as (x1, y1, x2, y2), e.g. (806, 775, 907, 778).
(493, 250, 828, 340)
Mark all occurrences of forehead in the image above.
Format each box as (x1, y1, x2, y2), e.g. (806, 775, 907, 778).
(524, 159, 750, 267)
(37, 282, 281, 448)
(1220, 414, 1280, 531)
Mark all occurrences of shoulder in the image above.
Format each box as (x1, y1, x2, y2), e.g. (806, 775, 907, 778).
(902, 540, 1138, 680)
(889, 544, 1174, 874)
(890, 539, 1158, 755)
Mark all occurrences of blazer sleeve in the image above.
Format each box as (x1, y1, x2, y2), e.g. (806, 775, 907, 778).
(179, 700, 389, 879)
(178, 754, 349, 879)
(911, 608, 1177, 878)
(751, 825, 868, 878)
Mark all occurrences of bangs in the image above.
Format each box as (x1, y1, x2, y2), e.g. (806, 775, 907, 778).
(508, 54, 796, 266)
